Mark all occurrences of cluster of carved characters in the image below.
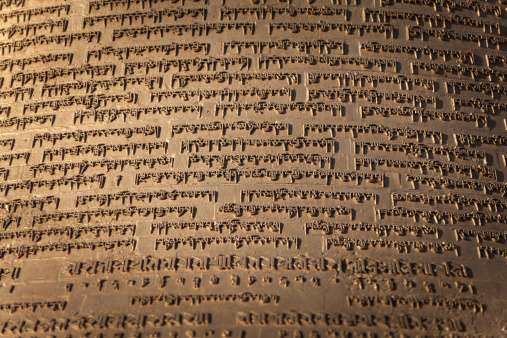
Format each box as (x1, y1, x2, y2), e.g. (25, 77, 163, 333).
(124, 56, 249, 74)
(241, 189, 376, 203)
(152, 87, 292, 101)
(324, 236, 459, 256)
(23, 92, 137, 113)
(268, 22, 394, 37)
(223, 39, 344, 54)
(308, 72, 436, 91)
(214, 102, 342, 116)
(407, 26, 507, 48)
(32, 126, 160, 146)
(360, 105, 488, 127)
(307, 88, 436, 107)
(392, 192, 507, 211)
(0, 301, 67, 313)
(171, 71, 299, 87)
(0, 18, 69, 38)
(32, 206, 195, 225)
(355, 157, 498, 180)
(219, 6, 347, 19)
(377, 206, 507, 226)
(478, 245, 507, 259)
(83, 8, 207, 27)
(0, 216, 21, 230)
(0, 52, 73, 71)
(0, 311, 469, 334)
(155, 235, 299, 250)
(63, 255, 470, 278)
(187, 153, 332, 169)
(258, 54, 398, 71)
(171, 121, 289, 135)
(0, 151, 30, 165)
(151, 220, 282, 234)
(0, 195, 59, 211)
(219, 203, 353, 219)
(41, 76, 162, 97)
(73, 106, 203, 123)
(0, 114, 55, 130)
(388, 0, 502, 17)
(42, 141, 168, 161)
(411, 61, 507, 81)
(446, 79, 507, 96)
(76, 189, 218, 206)
(345, 295, 484, 312)
(0, 87, 33, 101)
(355, 141, 488, 163)
(304, 123, 442, 142)
(237, 311, 466, 332)
(0, 31, 101, 55)
(130, 292, 280, 306)
(360, 41, 476, 63)
(87, 42, 210, 61)
(454, 132, 507, 147)
(453, 96, 507, 114)
(180, 137, 336, 153)
(0, 0, 504, 335)
(304, 220, 439, 238)
(363, 8, 501, 33)
(0, 4, 69, 21)
(111, 22, 255, 40)
(0, 174, 107, 196)
(0, 312, 212, 334)
(0, 238, 137, 258)
(455, 229, 507, 242)
(9, 58, 113, 81)
(134, 169, 384, 186)
(30, 155, 173, 176)
(406, 174, 507, 196)
(0, 224, 136, 242)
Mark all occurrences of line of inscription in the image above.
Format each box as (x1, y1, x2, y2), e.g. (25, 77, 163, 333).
(63, 255, 469, 278)
(30, 156, 173, 177)
(304, 221, 438, 238)
(151, 220, 282, 234)
(187, 154, 331, 169)
(33, 206, 195, 225)
(135, 170, 384, 186)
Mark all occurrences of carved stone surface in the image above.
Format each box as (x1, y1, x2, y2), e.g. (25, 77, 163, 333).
(0, 0, 505, 336)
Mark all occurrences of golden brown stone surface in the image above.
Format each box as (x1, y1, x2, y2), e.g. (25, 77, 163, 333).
(0, 0, 505, 336)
